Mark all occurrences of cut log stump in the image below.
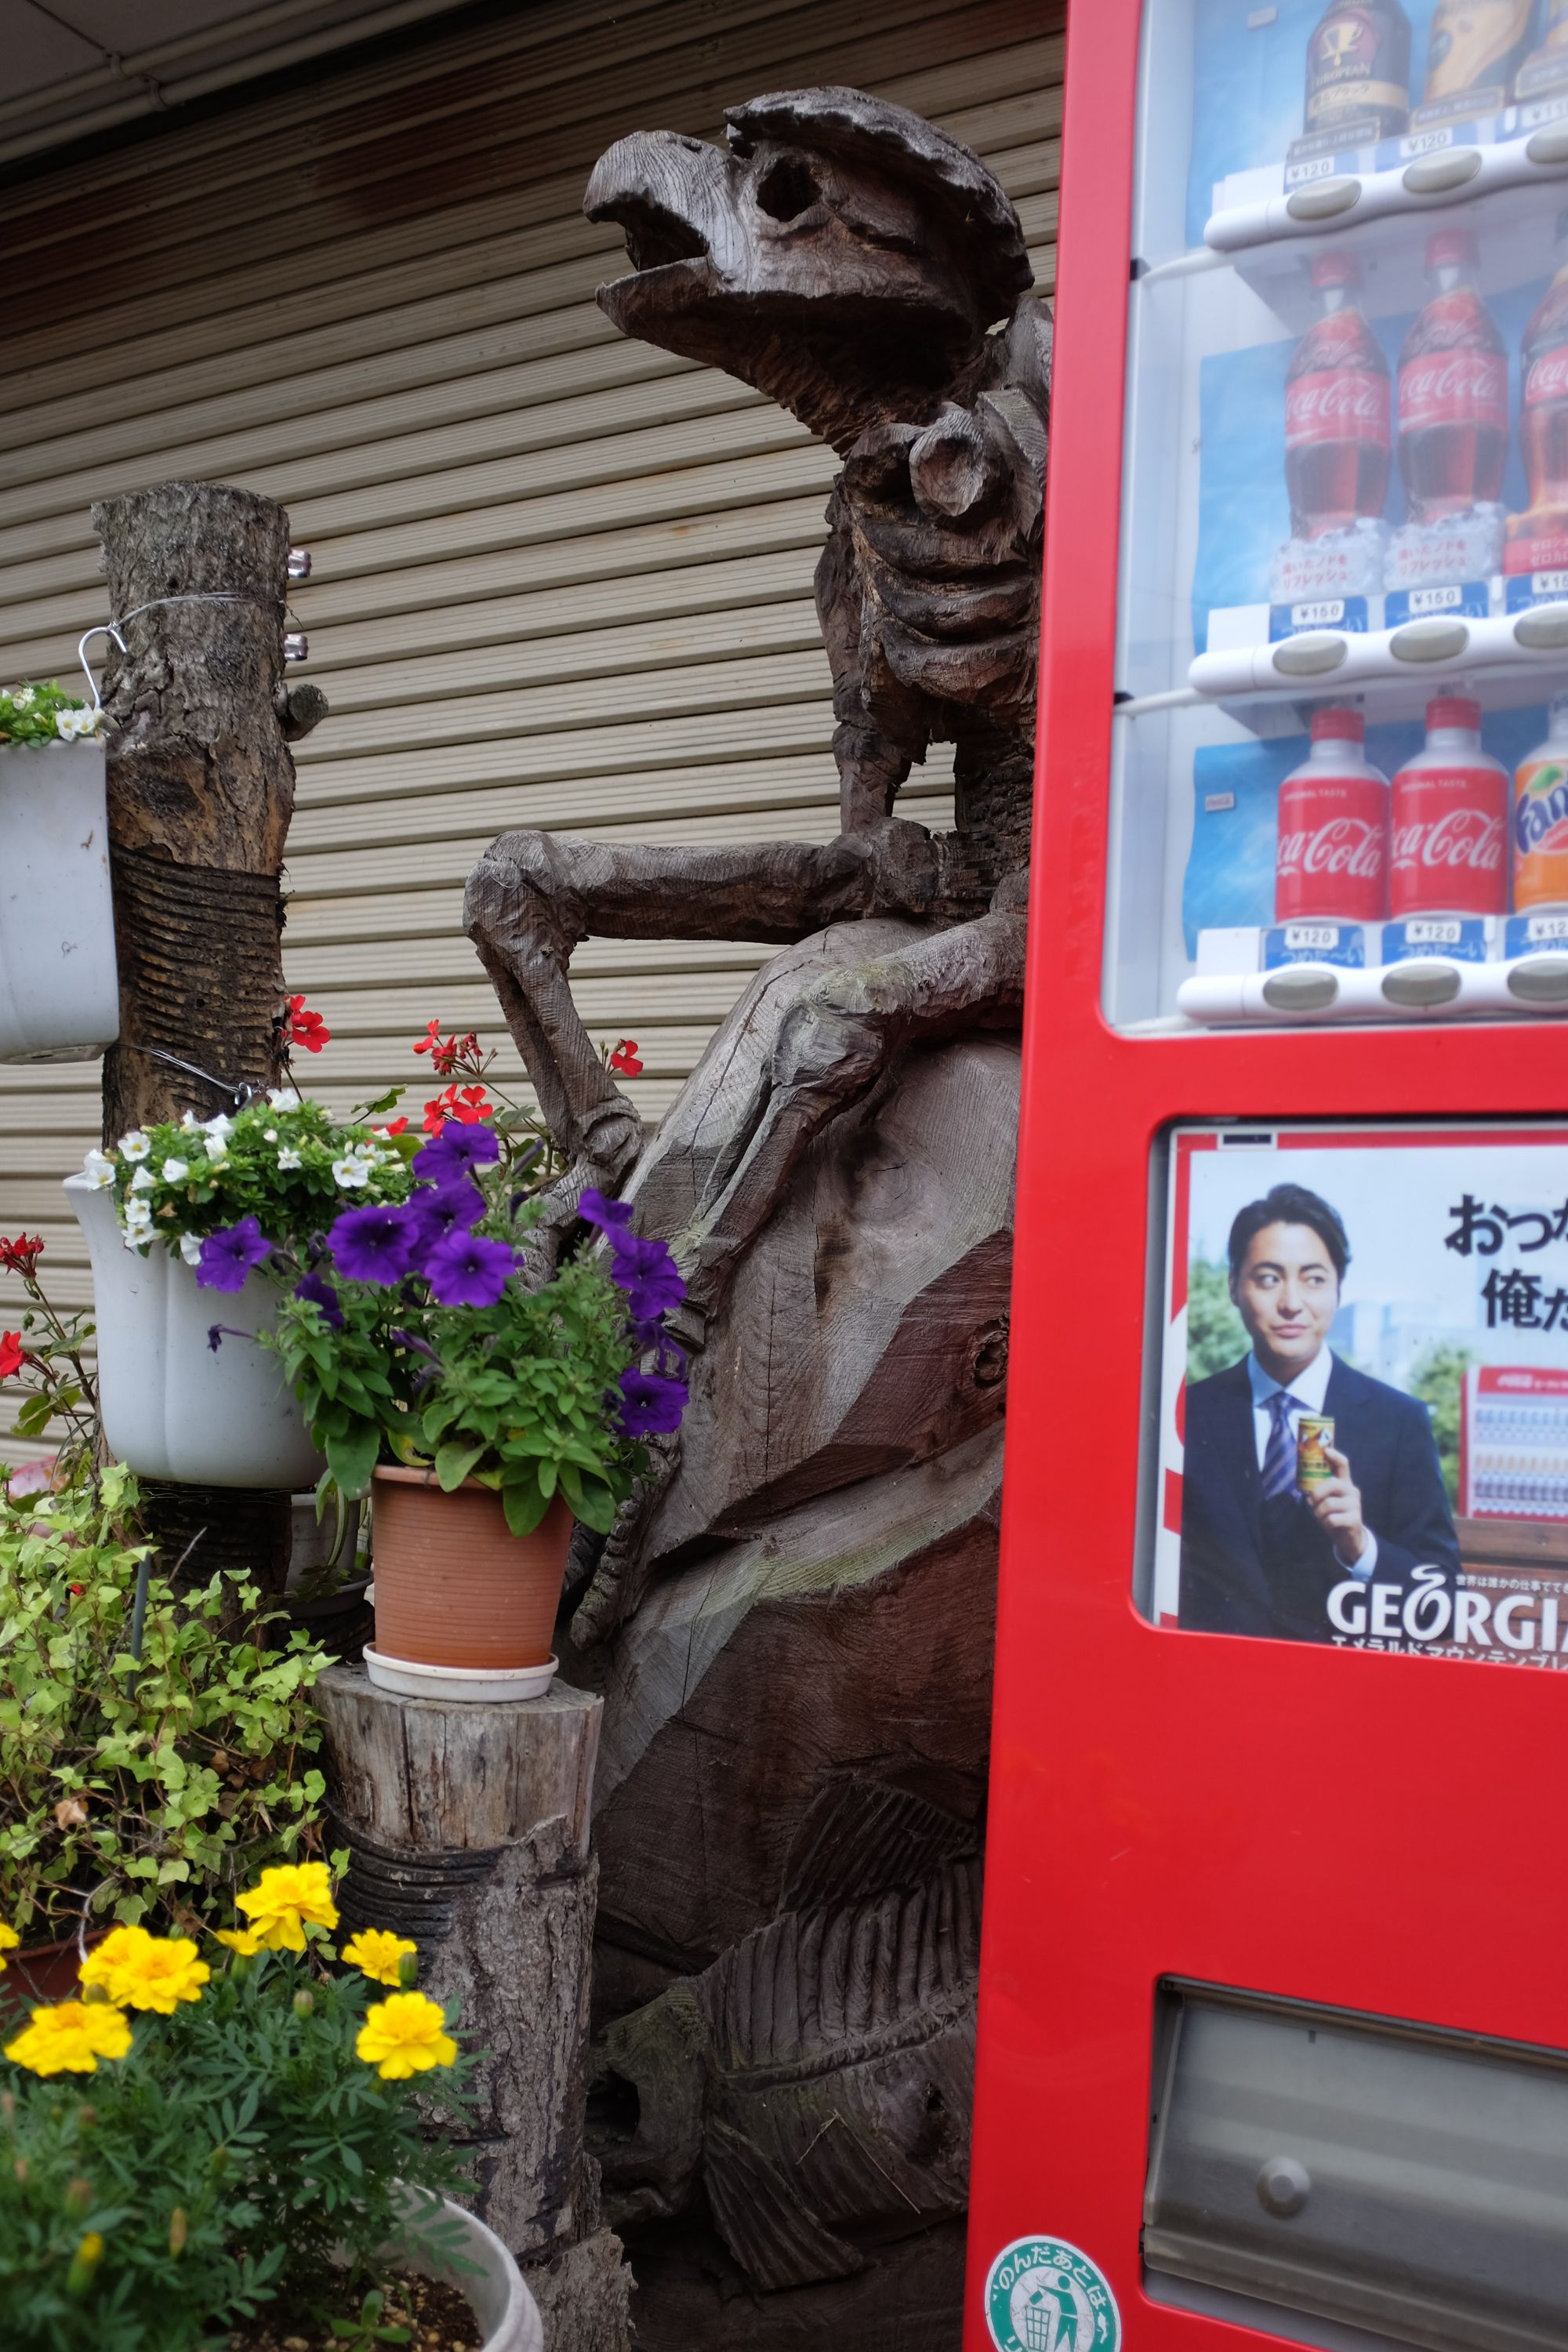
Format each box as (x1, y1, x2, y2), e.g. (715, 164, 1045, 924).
(314, 1668, 632, 2350)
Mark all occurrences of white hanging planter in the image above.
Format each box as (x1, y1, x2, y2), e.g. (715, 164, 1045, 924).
(0, 742, 119, 1063)
(66, 1173, 324, 1489)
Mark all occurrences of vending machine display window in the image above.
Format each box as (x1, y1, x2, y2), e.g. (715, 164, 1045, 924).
(1142, 1118, 1568, 1656)
(1109, 0, 1568, 1033)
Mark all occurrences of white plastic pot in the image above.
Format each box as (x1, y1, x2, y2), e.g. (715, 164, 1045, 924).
(0, 742, 119, 1062)
(398, 2194, 542, 2352)
(66, 1172, 324, 1488)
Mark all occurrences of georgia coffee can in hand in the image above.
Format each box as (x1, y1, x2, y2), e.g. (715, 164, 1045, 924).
(1298, 1415, 1336, 1490)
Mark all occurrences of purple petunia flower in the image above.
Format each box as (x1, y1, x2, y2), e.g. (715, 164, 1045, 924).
(579, 1186, 633, 1232)
(408, 1179, 485, 1251)
(293, 1269, 344, 1330)
(606, 1229, 686, 1323)
(413, 1120, 501, 1182)
(423, 1227, 514, 1308)
(196, 1216, 274, 1294)
(616, 1367, 688, 1437)
(328, 1202, 421, 1286)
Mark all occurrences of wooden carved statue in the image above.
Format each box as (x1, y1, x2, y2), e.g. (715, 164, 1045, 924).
(465, 88, 1047, 2349)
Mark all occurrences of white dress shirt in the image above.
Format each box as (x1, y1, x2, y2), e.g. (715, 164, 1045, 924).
(1247, 1346, 1377, 1579)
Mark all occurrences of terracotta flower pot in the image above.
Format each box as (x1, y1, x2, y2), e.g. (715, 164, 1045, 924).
(0, 1926, 106, 2016)
(369, 1468, 572, 1671)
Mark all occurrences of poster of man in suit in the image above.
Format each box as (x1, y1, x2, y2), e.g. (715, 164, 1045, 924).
(1154, 1127, 1568, 1653)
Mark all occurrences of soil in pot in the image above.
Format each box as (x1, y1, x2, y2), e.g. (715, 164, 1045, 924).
(228, 2271, 481, 2352)
(370, 1470, 571, 1671)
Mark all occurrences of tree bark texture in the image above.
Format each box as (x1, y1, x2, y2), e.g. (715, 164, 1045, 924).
(314, 1671, 633, 2349)
(93, 479, 296, 1141)
(91, 481, 305, 1591)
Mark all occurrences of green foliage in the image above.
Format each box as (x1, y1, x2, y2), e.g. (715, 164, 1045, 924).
(1185, 1255, 1250, 1382)
(0, 1947, 474, 2352)
(0, 682, 102, 749)
(0, 1470, 331, 1941)
(1409, 1342, 1474, 1508)
(275, 1242, 643, 1536)
(95, 1094, 412, 1264)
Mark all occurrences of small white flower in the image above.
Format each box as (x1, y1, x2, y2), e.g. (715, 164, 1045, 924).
(204, 1136, 230, 1165)
(178, 1232, 203, 1266)
(267, 1087, 300, 1112)
(277, 1146, 302, 1171)
(351, 1141, 376, 1163)
(162, 1157, 190, 1183)
(12, 686, 34, 710)
(203, 1113, 234, 1140)
(332, 1156, 371, 1189)
(263, 1128, 278, 1143)
(55, 707, 99, 741)
(123, 1200, 153, 1237)
(129, 1166, 154, 1192)
(118, 1131, 151, 1163)
(180, 1110, 201, 1131)
(82, 1147, 115, 1189)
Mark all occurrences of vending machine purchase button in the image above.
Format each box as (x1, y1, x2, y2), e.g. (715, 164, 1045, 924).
(1388, 617, 1470, 662)
(1400, 148, 1481, 194)
(1270, 633, 1347, 677)
(1507, 953, 1568, 1003)
(1513, 604, 1568, 649)
(1261, 967, 1340, 1012)
(1283, 177, 1361, 220)
(1381, 960, 1463, 1008)
(1526, 125, 1568, 166)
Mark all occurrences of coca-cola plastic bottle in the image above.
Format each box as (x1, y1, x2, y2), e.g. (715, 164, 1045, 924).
(1285, 253, 1392, 541)
(1388, 697, 1508, 954)
(1276, 710, 1389, 956)
(1507, 209, 1568, 575)
(1399, 231, 1507, 518)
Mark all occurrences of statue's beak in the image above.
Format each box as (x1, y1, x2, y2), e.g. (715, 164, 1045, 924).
(585, 132, 737, 309)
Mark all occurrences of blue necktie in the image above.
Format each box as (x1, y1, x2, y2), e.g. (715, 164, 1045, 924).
(1261, 1389, 1299, 1501)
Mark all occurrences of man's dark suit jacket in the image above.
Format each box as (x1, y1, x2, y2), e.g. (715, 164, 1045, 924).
(1178, 1353, 1461, 1643)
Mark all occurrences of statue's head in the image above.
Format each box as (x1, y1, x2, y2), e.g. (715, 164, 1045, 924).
(585, 87, 1033, 453)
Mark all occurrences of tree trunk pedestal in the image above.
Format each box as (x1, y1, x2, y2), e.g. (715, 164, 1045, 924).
(314, 1668, 632, 2352)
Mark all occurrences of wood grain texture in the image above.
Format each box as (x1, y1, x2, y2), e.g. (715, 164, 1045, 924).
(456, 86, 1043, 2337)
(314, 1669, 629, 2345)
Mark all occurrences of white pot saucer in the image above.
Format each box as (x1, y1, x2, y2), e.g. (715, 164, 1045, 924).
(361, 1644, 558, 1704)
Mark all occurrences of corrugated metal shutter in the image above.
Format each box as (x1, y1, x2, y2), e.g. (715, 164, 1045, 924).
(0, 0, 1063, 1459)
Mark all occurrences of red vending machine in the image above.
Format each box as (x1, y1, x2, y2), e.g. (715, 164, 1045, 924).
(968, 4, 1568, 2348)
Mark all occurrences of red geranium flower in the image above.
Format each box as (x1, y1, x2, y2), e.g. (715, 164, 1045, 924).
(376, 1117, 409, 1136)
(609, 1039, 643, 1077)
(412, 1018, 445, 1058)
(0, 1331, 26, 1381)
(414, 1018, 481, 1076)
(422, 1082, 495, 1134)
(286, 995, 331, 1052)
(0, 1233, 43, 1279)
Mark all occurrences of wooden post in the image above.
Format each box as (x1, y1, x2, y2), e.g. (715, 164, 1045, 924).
(91, 479, 317, 1596)
(314, 1668, 634, 2352)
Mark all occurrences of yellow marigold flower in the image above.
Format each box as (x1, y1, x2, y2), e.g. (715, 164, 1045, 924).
(79, 1924, 154, 2000)
(0, 1922, 18, 1974)
(234, 1862, 338, 1953)
(4, 2002, 132, 2077)
(341, 1929, 418, 1989)
(106, 1936, 209, 2015)
(212, 1926, 264, 1957)
(355, 1991, 457, 2080)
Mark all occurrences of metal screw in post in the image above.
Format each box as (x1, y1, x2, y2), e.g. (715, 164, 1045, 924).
(1256, 2155, 1312, 2218)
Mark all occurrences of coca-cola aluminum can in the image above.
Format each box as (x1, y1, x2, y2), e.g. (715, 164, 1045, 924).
(1390, 697, 1508, 918)
(1276, 782, 1388, 921)
(1276, 708, 1388, 923)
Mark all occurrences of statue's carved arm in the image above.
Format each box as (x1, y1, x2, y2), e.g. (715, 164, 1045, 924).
(463, 822, 953, 1230)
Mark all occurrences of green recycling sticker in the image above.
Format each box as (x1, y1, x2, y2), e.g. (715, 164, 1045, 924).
(983, 2236, 1121, 2352)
